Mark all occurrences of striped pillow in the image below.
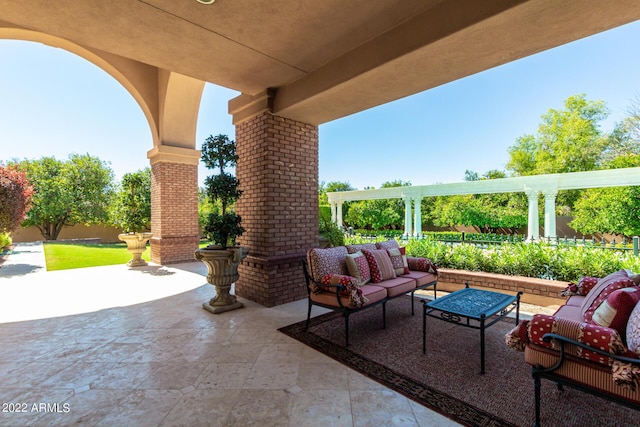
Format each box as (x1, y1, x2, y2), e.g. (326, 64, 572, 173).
(362, 249, 396, 283)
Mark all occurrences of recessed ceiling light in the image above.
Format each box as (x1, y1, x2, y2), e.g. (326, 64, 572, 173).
(196, 0, 215, 4)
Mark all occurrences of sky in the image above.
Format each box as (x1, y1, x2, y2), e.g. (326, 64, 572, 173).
(1, 20, 639, 190)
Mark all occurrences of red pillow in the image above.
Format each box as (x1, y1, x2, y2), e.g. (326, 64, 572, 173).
(362, 249, 396, 283)
(592, 287, 640, 336)
(583, 278, 636, 323)
(581, 270, 633, 321)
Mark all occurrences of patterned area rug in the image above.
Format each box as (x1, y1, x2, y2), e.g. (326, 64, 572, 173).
(278, 296, 637, 427)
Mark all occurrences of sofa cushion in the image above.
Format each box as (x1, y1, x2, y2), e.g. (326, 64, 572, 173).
(553, 304, 583, 322)
(307, 246, 348, 282)
(362, 249, 396, 283)
(401, 270, 437, 287)
(592, 287, 640, 336)
(310, 283, 386, 308)
(581, 270, 634, 321)
(627, 301, 640, 355)
(373, 276, 416, 298)
(346, 243, 377, 254)
(375, 239, 400, 250)
(407, 257, 438, 275)
(560, 276, 599, 297)
(387, 247, 409, 275)
(345, 251, 371, 285)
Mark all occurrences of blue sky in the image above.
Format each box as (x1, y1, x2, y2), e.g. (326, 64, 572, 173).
(1, 20, 639, 190)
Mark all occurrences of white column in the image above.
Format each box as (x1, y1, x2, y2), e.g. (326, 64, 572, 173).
(330, 202, 337, 225)
(403, 196, 412, 238)
(526, 189, 540, 241)
(543, 190, 558, 239)
(336, 203, 343, 229)
(413, 197, 423, 238)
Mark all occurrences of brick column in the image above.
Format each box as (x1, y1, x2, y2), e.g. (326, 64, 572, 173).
(147, 145, 201, 264)
(235, 112, 319, 307)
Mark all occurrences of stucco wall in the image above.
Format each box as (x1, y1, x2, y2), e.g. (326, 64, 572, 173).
(11, 224, 122, 243)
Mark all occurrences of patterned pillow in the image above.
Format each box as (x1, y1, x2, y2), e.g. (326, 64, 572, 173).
(387, 247, 409, 275)
(560, 276, 599, 297)
(581, 270, 633, 321)
(320, 273, 368, 308)
(375, 239, 400, 251)
(583, 278, 636, 323)
(345, 251, 371, 285)
(307, 246, 348, 282)
(345, 243, 377, 254)
(362, 249, 396, 283)
(528, 314, 627, 364)
(592, 287, 640, 336)
(407, 257, 438, 275)
(627, 301, 640, 355)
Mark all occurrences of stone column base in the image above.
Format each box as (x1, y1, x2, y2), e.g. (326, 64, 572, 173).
(150, 236, 200, 264)
(236, 253, 307, 307)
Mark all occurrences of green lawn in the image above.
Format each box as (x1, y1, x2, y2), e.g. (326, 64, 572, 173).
(43, 241, 212, 271)
(43, 242, 151, 271)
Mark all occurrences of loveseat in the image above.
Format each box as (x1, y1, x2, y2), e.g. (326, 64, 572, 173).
(506, 269, 640, 426)
(301, 240, 438, 346)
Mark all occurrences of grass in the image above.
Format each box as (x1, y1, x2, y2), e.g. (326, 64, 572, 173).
(43, 242, 151, 271)
(43, 241, 213, 271)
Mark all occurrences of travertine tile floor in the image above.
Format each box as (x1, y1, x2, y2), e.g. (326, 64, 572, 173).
(0, 243, 459, 427)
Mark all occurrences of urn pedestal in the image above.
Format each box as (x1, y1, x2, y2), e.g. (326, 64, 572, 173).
(194, 246, 249, 314)
(118, 232, 153, 267)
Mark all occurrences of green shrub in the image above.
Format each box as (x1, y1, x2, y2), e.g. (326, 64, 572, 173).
(0, 232, 11, 250)
(346, 234, 640, 283)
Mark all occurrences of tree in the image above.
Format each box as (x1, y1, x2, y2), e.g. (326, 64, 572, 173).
(201, 134, 244, 248)
(14, 154, 114, 240)
(507, 94, 609, 176)
(0, 164, 34, 233)
(319, 181, 355, 206)
(109, 168, 151, 233)
(430, 170, 527, 233)
(344, 181, 410, 230)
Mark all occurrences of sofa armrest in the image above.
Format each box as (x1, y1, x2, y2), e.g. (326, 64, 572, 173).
(542, 333, 640, 390)
(528, 314, 628, 363)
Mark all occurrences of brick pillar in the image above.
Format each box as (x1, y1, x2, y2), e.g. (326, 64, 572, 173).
(147, 145, 201, 264)
(235, 112, 319, 307)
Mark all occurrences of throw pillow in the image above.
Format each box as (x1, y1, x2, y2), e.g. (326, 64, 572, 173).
(592, 287, 640, 336)
(627, 301, 640, 355)
(387, 247, 409, 275)
(320, 273, 368, 308)
(345, 243, 377, 254)
(582, 277, 636, 324)
(560, 276, 599, 297)
(375, 239, 400, 251)
(581, 270, 632, 321)
(345, 251, 371, 285)
(362, 249, 396, 283)
(407, 257, 438, 275)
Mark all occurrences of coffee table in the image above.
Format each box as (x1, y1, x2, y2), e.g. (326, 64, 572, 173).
(422, 284, 522, 374)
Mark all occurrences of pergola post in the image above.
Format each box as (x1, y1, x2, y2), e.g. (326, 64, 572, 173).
(526, 188, 540, 241)
(413, 197, 423, 238)
(336, 203, 343, 229)
(330, 202, 337, 224)
(543, 189, 558, 239)
(403, 196, 412, 239)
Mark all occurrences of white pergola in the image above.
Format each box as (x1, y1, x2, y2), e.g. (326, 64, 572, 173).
(327, 167, 640, 241)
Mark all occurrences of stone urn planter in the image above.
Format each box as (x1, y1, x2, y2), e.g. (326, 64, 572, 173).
(118, 232, 153, 267)
(195, 245, 249, 314)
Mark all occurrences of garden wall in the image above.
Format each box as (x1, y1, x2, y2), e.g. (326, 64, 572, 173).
(11, 225, 122, 243)
(437, 268, 569, 309)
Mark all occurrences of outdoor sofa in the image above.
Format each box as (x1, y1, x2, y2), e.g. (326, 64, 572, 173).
(506, 269, 640, 426)
(301, 240, 438, 346)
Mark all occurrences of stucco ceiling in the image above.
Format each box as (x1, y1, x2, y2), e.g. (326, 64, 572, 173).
(1, 0, 639, 124)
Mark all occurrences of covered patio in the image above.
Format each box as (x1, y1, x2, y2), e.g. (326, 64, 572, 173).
(0, 244, 456, 426)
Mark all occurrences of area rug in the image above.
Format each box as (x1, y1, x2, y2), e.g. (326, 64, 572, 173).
(278, 296, 637, 427)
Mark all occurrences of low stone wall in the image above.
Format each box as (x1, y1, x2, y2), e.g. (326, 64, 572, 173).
(436, 268, 569, 309)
